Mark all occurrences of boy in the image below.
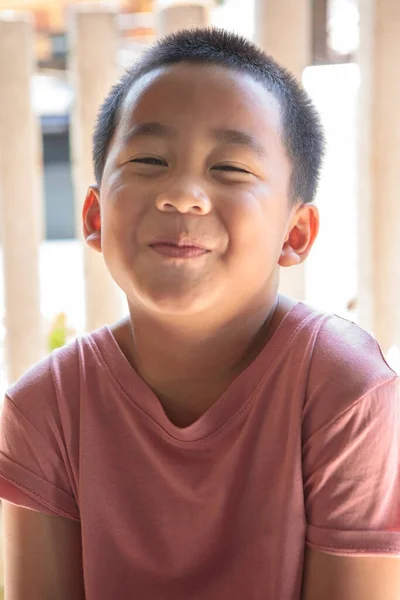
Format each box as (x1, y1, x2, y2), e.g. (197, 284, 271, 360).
(0, 28, 400, 600)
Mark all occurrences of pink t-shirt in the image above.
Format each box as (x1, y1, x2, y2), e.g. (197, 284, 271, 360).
(0, 300, 400, 599)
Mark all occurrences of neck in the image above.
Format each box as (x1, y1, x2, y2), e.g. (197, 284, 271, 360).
(119, 292, 280, 392)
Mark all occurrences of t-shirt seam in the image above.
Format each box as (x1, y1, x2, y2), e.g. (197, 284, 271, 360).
(85, 336, 184, 439)
(306, 540, 400, 554)
(0, 448, 76, 498)
(49, 347, 81, 504)
(4, 395, 67, 468)
(0, 463, 79, 521)
(3, 396, 79, 503)
(302, 375, 399, 446)
(199, 312, 319, 443)
(330, 314, 398, 378)
(302, 314, 329, 416)
(87, 312, 316, 444)
(302, 312, 399, 443)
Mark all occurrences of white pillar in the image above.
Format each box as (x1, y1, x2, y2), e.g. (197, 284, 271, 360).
(68, 4, 126, 333)
(254, 0, 311, 80)
(254, 0, 312, 302)
(357, 0, 400, 354)
(0, 12, 45, 383)
(155, 0, 211, 37)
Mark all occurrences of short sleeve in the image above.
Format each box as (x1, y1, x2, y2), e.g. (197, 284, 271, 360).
(303, 376, 400, 557)
(0, 356, 80, 521)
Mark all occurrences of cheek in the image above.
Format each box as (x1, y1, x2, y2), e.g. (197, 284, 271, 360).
(223, 189, 286, 268)
(101, 190, 144, 255)
(223, 189, 271, 249)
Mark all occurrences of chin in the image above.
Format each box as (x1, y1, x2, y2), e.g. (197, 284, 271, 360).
(128, 281, 222, 317)
(145, 292, 212, 316)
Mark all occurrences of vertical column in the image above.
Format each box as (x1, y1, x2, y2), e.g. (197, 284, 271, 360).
(357, 0, 400, 354)
(254, 0, 312, 80)
(356, 0, 374, 336)
(0, 12, 45, 383)
(254, 0, 312, 302)
(68, 4, 125, 333)
(155, 0, 211, 37)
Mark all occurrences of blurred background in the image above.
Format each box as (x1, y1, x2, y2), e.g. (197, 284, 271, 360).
(1, 0, 398, 397)
(0, 0, 399, 397)
(0, 0, 399, 593)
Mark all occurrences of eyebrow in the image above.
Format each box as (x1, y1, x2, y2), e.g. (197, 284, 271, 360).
(121, 122, 174, 145)
(211, 128, 268, 159)
(122, 122, 268, 158)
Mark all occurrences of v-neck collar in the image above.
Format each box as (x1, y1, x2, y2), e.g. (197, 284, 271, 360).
(89, 301, 314, 443)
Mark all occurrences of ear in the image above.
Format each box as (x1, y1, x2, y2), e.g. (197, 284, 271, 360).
(83, 185, 102, 253)
(279, 203, 319, 267)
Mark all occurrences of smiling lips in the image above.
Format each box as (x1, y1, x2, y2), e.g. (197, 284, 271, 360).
(149, 237, 211, 259)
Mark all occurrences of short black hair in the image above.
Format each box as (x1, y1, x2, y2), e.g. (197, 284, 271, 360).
(93, 27, 325, 205)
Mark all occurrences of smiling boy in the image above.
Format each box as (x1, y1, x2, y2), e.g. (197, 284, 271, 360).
(1, 28, 400, 600)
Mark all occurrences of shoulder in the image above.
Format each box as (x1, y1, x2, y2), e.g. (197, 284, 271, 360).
(4, 327, 108, 419)
(300, 303, 398, 436)
(308, 307, 396, 387)
(6, 338, 78, 408)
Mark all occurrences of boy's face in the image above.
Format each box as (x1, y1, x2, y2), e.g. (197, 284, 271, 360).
(84, 63, 318, 317)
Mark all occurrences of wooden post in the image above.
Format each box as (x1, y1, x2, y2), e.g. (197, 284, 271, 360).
(357, 0, 400, 353)
(0, 12, 45, 383)
(68, 4, 126, 333)
(254, 0, 312, 302)
(155, 0, 211, 37)
(254, 0, 312, 80)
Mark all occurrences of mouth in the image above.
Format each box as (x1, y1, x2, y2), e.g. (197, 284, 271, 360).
(148, 236, 211, 259)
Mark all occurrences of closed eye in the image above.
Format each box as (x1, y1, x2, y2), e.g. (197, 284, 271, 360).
(212, 165, 251, 174)
(130, 157, 168, 166)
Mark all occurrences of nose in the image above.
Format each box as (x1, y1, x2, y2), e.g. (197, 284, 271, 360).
(155, 180, 211, 215)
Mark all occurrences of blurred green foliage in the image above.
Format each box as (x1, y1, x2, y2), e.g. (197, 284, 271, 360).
(48, 313, 75, 352)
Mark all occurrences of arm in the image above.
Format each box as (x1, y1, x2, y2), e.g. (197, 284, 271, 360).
(3, 501, 85, 600)
(301, 547, 400, 600)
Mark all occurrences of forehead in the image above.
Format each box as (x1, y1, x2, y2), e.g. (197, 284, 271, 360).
(116, 63, 284, 147)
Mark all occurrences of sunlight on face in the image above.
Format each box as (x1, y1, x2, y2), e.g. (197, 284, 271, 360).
(100, 63, 294, 318)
